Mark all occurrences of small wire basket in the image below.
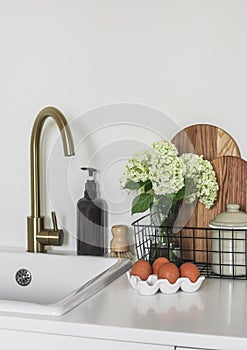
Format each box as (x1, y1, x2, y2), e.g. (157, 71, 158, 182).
(132, 213, 247, 279)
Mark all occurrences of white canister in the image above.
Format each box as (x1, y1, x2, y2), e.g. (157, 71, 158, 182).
(209, 204, 247, 276)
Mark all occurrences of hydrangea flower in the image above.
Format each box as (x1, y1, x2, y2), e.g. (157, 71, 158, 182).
(120, 139, 219, 214)
(180, 153, 219, 209)
(149, 140, 184, 196)
(121, 149, 151, 185)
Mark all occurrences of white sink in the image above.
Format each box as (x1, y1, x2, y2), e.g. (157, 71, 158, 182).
(0, 251, 132, 316)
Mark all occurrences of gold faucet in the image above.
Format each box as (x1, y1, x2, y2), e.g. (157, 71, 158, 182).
(27, 106, 75, 253)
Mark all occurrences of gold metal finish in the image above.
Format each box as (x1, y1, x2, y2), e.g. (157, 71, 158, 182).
(27, 106, 75, 253)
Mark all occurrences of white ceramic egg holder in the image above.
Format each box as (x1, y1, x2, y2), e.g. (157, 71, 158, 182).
(127, 272, 205, 295)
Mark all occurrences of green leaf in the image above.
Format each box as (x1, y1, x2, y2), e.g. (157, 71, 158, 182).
(124, 180, 144, 190)
(174, 186, 186, 200)
(131, 193, 154, 214)
(143, 180, 152, 192)
(124, 180, 152, 192)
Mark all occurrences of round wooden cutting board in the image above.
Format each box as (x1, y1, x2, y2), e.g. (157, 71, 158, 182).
(171, 123, 240, 161)
(171, 124, 241, 262)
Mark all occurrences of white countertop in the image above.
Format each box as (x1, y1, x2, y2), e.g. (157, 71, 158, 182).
(0, 269, 247, 350)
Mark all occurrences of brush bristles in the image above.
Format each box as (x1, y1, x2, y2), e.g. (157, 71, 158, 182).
(110, 250, 133, 259)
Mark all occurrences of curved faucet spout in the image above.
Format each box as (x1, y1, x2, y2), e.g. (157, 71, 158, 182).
(30, 106, 75, 218)
(28, 106, 75, 253)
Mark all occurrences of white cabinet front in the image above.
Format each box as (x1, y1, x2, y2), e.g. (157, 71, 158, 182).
(0, 328, 174, 350)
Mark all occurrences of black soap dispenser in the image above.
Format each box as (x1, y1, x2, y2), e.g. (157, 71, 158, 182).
(77, 167, 106, 256)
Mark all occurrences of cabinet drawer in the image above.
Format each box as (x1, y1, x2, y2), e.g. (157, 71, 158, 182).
(0, 328, 174, 350)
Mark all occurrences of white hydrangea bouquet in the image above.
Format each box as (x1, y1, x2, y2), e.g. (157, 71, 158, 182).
(120, 139, 219, 216)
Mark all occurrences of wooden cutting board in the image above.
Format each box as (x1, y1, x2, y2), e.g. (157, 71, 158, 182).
(171, 124, 241, 261)
(171, 124, 241, 161)
(197, 156, 247, 225)
(195, 156, 247, 262)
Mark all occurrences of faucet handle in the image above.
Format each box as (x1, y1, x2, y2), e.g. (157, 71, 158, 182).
(51, 211, 58, 231)
(49, 211, 64, 246)
(36, 211, 64, 247)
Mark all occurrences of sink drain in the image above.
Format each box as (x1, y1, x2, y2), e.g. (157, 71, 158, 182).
(15, 269, 32, 286)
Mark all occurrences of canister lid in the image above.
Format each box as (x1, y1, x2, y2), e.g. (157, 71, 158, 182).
(209, 204, 247, 228)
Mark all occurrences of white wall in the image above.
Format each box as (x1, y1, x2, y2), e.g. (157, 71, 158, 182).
(0, 0, 247, 251)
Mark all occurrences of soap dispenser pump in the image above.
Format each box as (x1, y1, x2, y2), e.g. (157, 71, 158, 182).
(77, 167, 106, 256)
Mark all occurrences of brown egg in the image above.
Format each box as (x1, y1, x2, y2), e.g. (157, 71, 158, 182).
(180, 262, 200, 283)
(152, 257, 170, 275)
(130, 260, 152, 281)
(158, 262, 180, 284)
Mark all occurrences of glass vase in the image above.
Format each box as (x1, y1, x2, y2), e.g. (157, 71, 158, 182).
(150, 199, 181, 265)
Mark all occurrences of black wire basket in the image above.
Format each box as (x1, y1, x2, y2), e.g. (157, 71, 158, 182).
(132, 212, 247, 280)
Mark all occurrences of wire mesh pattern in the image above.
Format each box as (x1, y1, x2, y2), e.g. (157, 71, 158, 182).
(132, 213, 247, 280)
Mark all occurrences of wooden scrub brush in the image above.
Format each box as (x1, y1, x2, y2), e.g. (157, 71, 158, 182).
(110, 225, 133, 259)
